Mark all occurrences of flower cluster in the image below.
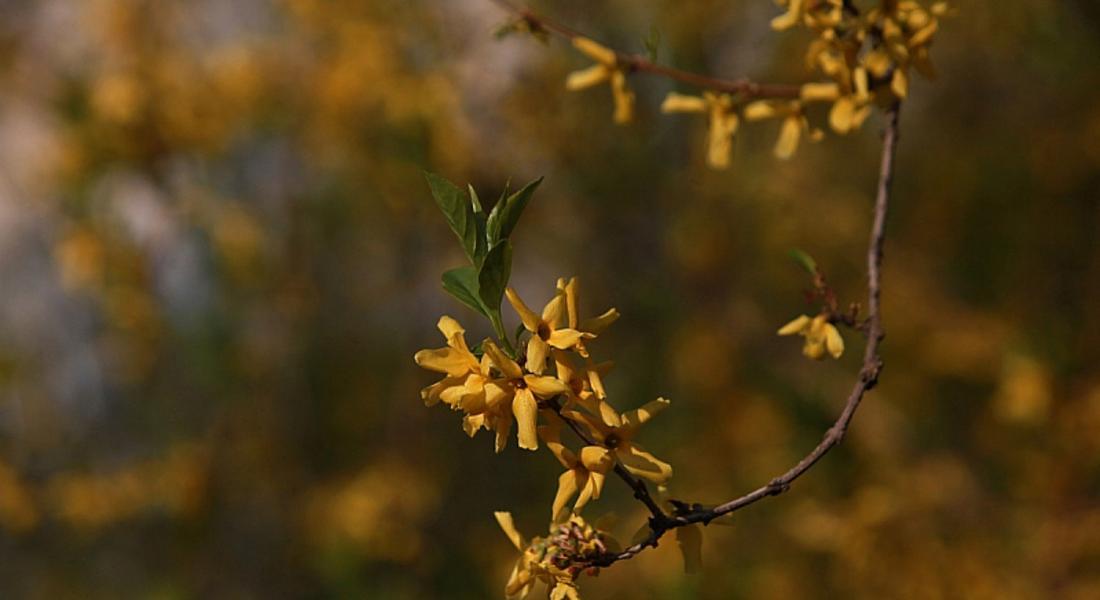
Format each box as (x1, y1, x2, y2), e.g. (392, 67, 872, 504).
(415, 273, 675, 598)
(552, 1, 948, 169)
(495, 512, 619, 600)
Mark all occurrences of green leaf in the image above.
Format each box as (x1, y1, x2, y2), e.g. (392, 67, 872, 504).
(425, 172, 481, 264)
(442, 266, 488, 317)
(478, 240, 513, 314)
(468, 184, 487, 265)
(486, 176, 543, 244)
(788, 248, 818, 274)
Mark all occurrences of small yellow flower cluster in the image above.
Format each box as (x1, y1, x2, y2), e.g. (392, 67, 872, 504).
(416, 277, 675, 597)
(495, 512, 618, 600)
(561, 2, 946, 169)
(782, 0, 951, 133)
(778, 313, 845, 360)
(415, 277, 672, 507)
(566, 38, 635, 125)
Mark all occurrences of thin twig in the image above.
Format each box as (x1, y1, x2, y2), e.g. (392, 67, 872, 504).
(587, 104, 901, 568)
(488, 0, 801, 99)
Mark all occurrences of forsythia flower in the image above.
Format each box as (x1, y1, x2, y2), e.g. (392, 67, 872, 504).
(778, 314, 844, 360)
(414, 316, 482, 406)
(743, 100, 823, 159)
(482, 339, 571, 451)
(564, 398, 673, 484)
(539, 417, 614, 522)
(661, 91, 740, 169)
(557, 276, 618, 359)
(565, 37, 635, 124)
(506, 285, 590, 375)
(496, 512, 617, 600)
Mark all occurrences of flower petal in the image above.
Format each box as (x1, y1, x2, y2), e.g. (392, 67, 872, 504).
(579, 445, 613, 472)
(611, 70, 635, 124)
(565, 64, 610, 90)
(553, 469, 582, 522)
(660, 92, 707, 113)
(414, 347, 476, 377)
(483, 339, 523, 380)
(513, 388, 539, 451)
(541, 292, 566, 327)
(505, 287, 542, 333)
(616, 443, 673, 483)
(525, 335, 550, 375)
(494, 511, 525, 550)
(572, 36, 617, 65)
(547, 328, 589, 350)
(525, 375, 570, 398)
(580, 308, 619, 335)
(620, 397, 671, 436)
(777, 314, 811, 336)
(774, 114, 803, 160)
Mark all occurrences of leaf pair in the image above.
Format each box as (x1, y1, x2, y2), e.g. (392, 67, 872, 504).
(425, 172, 543, 327)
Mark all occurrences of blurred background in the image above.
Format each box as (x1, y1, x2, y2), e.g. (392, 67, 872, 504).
(0, 0, 1097, 597)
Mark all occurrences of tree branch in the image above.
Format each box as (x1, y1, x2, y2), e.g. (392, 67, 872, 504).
(587, 103, 901, 568)
(487, 0, 801, 99)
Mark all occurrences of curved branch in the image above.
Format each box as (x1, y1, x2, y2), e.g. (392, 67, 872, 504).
(487, 0, 801, 99)
(588, 104, 901, 568)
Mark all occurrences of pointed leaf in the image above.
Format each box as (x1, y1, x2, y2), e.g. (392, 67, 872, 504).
(487, 177, 543, 243)
(468, 184, 488, 264)
(442, 266, 488, 317)
(425, 172, 480, 263)
(478, 240, 513, 314)
(787, 248, 818, 274)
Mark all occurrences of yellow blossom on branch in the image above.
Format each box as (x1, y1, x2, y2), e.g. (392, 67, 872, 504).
(539, 416, 613, 522)
(495, 511, 617, 600)
(557, 276, 618, 359)
(506, 285, 591, 375)
(565, 37, 635, 124)
(563, 398, 673, 484)
(743, 100, 824, 159)
(661, 91, 740, 169)
(778, 314, 844, 360)
(481, 339, 571, 451)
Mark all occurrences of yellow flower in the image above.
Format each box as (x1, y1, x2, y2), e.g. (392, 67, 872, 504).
(495, 512, 616, 600)
(777, 314, 844, 360)
(539, 416, 614, 522)
(482, 339, 571, 451)
(565, 37, 635, 124)
(507, 285, 591, 374)
(553, 350, 612, 412)
(557, 277, 618, 359)
(413, 316, 481, 406)
(495, 512, 540, 600)
(661, 91, 740, 169)
(563, 398, 673, 484)
(743, 100, 824, 159)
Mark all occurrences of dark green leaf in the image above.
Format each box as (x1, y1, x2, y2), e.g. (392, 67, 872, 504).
(442, 266, 488, 317)
(425, 171, 480, 264)
(478, 240, 513, 314)
(468, 184, 487, 264)
(487, 176, 543, 244)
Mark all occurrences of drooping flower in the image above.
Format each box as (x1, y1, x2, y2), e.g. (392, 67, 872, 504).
(661, 91, 740, 169)
(506, 285, 590, 374)
(777, 314, 844, 360)
(482, 339, 571, 451)
(743, 100, 824, 159)
(563, 398, 673, 484)
(565, 37, 635, 124)
(539, 416, 614, 522)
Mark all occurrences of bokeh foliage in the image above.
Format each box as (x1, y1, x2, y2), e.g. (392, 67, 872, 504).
(0, 0, 1098, 597)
